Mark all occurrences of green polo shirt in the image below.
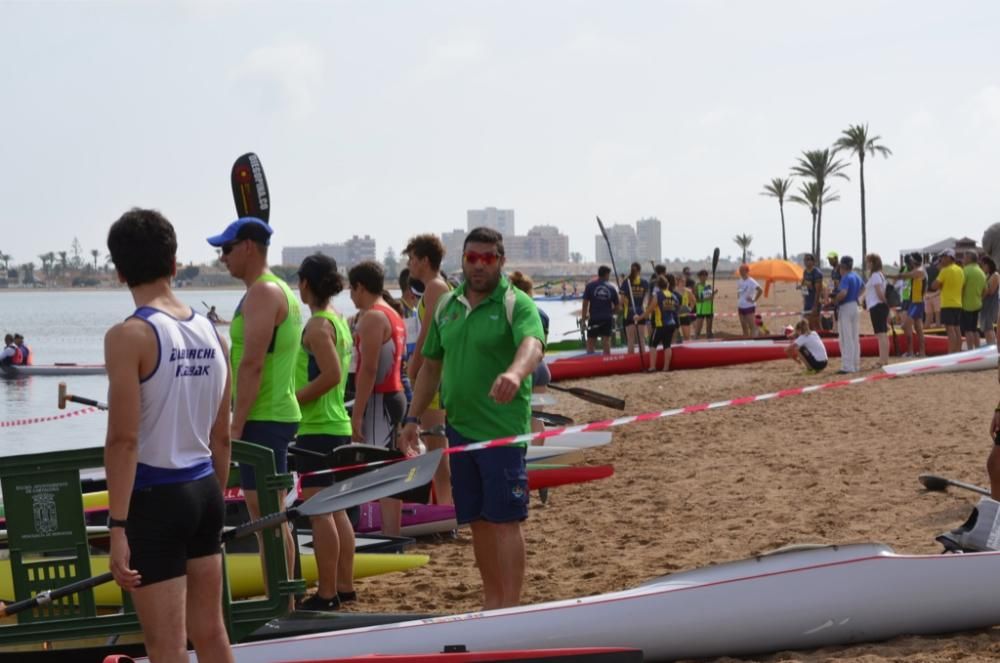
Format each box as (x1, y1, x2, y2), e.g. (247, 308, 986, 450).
(421, 275, 545, 441)
(962, 263, 986, 312)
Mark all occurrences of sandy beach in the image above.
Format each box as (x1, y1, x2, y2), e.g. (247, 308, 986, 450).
(349, 279, 1000, 662)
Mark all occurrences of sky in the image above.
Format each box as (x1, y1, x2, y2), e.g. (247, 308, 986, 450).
(2, 1, 999, 268)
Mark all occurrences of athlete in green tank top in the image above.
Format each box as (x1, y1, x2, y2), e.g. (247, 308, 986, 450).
(230, 273, 302, 423)
(296, 311, 352, 435)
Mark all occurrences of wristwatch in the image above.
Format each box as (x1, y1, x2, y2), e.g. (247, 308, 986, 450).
(107, 517, 128, 529)
(403, 415, 420, 425)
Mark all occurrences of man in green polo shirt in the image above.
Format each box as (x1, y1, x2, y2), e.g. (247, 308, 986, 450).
(400, 226, 544, 610)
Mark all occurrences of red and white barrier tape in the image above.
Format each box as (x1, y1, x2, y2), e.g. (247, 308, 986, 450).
(0, 407, 99, 428)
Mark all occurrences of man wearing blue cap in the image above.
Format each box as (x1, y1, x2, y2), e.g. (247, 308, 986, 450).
(207, 217, 301, 596)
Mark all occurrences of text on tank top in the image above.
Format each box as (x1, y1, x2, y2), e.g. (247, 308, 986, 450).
(131, 307, 227, 489)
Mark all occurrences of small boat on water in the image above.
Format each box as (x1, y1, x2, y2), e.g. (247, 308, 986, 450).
(0, 362, 106, 378)
(133, 542, 1000, 662)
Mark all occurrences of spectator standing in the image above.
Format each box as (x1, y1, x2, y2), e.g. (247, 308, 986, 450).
(581, 266, 620, 355)
(800, 254, 825, 334)
(961, 251, 987, 350)
(833, 256, 863, 373)
(736, 264, 763, 337)
(931, 249, 965, 353)
(863, 254, 890, 367)
(980, 256, 999, 346)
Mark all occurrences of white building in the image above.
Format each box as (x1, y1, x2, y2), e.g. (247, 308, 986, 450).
(441, 228, 467, 272)
(281, 235, 376, 270)
(506, 225, 570, 263)
(595, 224, 639, 266)
(467, 207, 515, 237)
(636, 217, 662, 264)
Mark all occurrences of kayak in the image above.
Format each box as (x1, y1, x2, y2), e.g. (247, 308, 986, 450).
(0, 551, 429, 607)
(549, 335, 951, 380)
(273, 647, 643, 662)
(161, 542, 1000, 662)
(883, 345, 998, 376)
(355, 465, 613, 536)
(0, 363, 106, 378)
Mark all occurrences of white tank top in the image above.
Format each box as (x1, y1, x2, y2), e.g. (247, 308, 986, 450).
(132, 307, 227, 482)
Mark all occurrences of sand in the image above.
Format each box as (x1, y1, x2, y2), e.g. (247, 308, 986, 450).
(350, 279, 1000, 662)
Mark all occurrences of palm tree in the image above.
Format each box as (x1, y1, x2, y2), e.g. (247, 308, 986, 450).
(790, 149, 849, 260)
(760, 178, 794, 260)
(733, 234, 753, 263)
(0, 253, 10, 273)
(91, 249, 100, 272)
(789, 181, 841, 257)
(834, 124, 892, 276)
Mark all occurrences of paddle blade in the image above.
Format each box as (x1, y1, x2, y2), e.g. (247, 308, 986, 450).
(297, 449, 443, 518)
(532, 410, 575, 427)
(231, 152, 270, 223)
(918, 474, 949, 491)
(548, 383, 625, 410)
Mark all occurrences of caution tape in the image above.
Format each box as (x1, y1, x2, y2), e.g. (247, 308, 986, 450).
(0, 407, 99, 428)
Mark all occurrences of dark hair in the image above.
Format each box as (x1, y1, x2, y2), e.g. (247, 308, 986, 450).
(463, 227, 505, 256)
(348, 260, 384, 294)
(107, 208, 177, 287)
(665, 273, 676, 290)
(866, 253, 883, 272)
(404, 234, 446, 270)
(804, 254, 815, 261)
(630, 262, 641, 274)
(686, 278, 696, 289)
(382, 289, 403, 316)
(656, 275, 668, 291)
(4, 334, 12, 344)
(909, 252, 923, 265)
(298, 253, 344, 304)
(654, 264, 667, 275)
(598, 265, 611, 278)
(982, 255, 997, 274)
(398, 267, 410, 291)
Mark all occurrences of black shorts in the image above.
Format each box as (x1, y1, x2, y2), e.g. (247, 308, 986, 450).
(961, 310, 981, 334)
(587, 319, 614, 339)
(239, 420, 298, 490)
(798, 346, 828, 372)
(296, 433, 352, 488)
(679, 315, 695, 326)
(939, 307, 960, 327)
(650, 325, 677, 349)
(869, 303, 889, 334)
(127, 473, 224, 587)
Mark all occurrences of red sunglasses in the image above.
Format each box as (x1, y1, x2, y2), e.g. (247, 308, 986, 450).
(463, 250, 500, 266)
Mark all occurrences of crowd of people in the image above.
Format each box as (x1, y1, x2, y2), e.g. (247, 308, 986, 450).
(95, 210, 545, 659)
(579, 261, 716, 372)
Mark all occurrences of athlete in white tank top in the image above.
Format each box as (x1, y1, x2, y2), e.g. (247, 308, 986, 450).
(131, 307, 227, 485)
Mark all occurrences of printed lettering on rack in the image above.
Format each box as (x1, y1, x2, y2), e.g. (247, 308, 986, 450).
(169, 346, 216, 377)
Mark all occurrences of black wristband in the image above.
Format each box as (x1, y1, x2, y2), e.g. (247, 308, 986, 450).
(107, 517, 128, 529)
(403, 415, 420, 425)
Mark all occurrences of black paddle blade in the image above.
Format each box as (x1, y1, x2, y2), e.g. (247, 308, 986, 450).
(231, 152, 270, 223)
(712, 247, 720, 272)
(548, 383, 626, 410)
(532, 410, 574, 427)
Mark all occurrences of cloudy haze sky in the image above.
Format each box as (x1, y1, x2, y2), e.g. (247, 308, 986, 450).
(2, 1, 998, 268)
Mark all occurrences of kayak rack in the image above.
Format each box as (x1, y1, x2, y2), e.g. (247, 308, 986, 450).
(0, 441, 302, 653)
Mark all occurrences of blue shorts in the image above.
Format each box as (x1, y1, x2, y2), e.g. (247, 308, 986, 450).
(446, 425, 529, 525)
(239, 420, 298, 490)
(907, 302, 925, 321)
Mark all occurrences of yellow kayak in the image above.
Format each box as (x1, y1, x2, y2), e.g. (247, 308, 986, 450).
(0, 551, 429, 607)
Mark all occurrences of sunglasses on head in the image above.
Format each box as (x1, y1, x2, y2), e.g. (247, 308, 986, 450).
(463, 250, 499, 266)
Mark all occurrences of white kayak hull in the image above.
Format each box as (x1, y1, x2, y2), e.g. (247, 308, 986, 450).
(0, 363, 106, 377)
(883, 345, 998, 376)
(179, 543, 1000, 662)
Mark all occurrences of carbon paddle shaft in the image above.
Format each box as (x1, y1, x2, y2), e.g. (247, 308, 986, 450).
(597, 216, 646, 370)
(3, 572, 114, 616)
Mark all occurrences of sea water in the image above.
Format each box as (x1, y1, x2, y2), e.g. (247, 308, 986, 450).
(0, 287, 585, 457)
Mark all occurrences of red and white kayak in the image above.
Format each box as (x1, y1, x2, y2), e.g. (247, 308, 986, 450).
(549, 335, 950, 381)
(883, 345, 997, 376)
(160, 542, 1000, 662)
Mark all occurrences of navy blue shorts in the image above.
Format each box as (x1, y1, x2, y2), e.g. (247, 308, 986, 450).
(239, 420, 298, 490)
(446, 425, 528, 525)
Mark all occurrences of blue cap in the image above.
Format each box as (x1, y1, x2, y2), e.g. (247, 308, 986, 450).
(206, 217, 272, 247)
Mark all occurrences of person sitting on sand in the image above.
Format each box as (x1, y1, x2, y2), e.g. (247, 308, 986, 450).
(785, 319, 829, 374)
